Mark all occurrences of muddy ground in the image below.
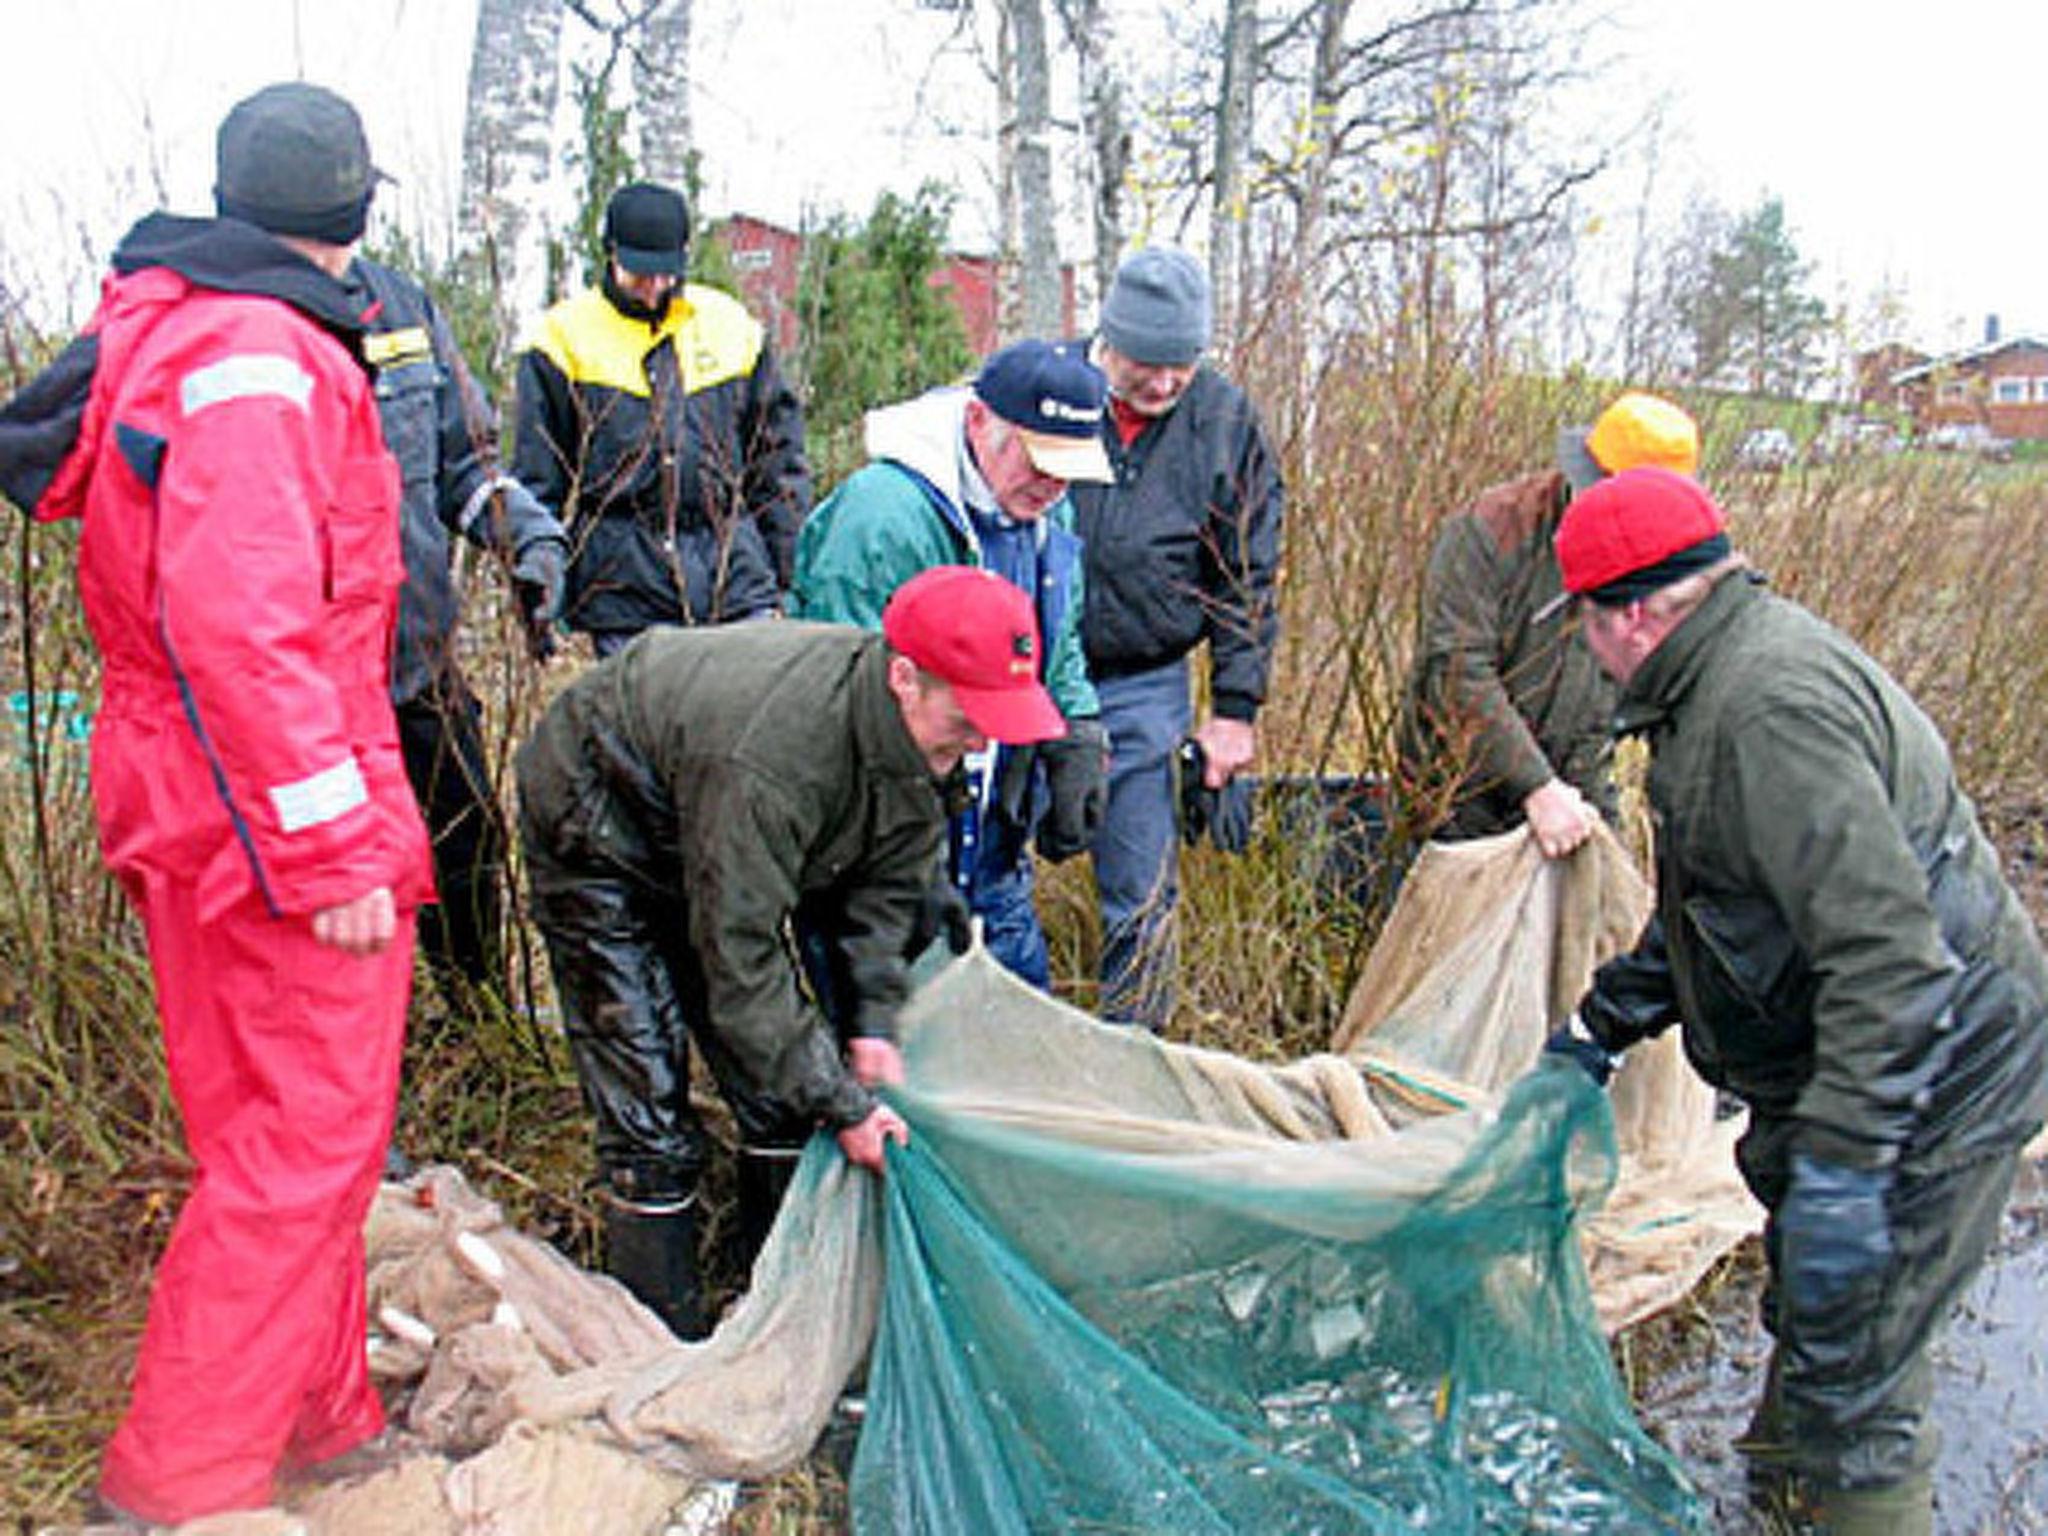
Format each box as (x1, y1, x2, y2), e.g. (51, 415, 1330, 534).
(1634, 1159, 2048, 1534)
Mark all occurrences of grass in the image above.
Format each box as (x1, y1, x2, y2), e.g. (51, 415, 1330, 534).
(5, 338, 2048, 1530)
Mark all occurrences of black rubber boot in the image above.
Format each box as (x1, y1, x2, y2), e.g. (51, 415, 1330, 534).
(735, 1147, 802, 1278)
(602, 1189, 706, 1341)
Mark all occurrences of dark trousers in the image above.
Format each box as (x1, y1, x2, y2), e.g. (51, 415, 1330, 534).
(397, 691, 506, 998)
(1740, 1113, 2022, 1492)
(523, 830, 810, 1195)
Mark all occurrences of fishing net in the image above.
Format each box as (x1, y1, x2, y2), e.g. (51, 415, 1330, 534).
(850, 873, 1714, 1533)
(228, 823, 1748, 1534)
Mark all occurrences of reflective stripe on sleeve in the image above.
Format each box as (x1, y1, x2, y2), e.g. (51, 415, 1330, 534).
(179, 354, 314, 418)
(456, 473, 522, 537)
(268, 756, 368, 833)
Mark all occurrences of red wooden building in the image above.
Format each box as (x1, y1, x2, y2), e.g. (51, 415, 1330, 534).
(714, 212, 1078, 362)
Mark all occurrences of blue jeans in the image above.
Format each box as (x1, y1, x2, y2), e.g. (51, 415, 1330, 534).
(1092, 660, 1191, 1026)
(960, 789, 1049, 989)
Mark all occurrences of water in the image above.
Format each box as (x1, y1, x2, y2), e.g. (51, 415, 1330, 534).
(1637, 1162, 2048, 1533)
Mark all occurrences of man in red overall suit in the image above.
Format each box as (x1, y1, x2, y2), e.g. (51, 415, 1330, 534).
(0, 83, 432, 1524)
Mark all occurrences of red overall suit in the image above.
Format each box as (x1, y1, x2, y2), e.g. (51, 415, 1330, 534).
(25, 216, 433, 1523)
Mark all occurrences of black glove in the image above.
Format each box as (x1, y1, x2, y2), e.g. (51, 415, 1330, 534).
(1541, 1015, 1618, 1087)
(905, 878, 973, 960)
(1176, 737, 1212, 847)
(1175, 736, 1255, 854)
(1779, 1152, 1894, 1315)
(995, 744, 1039, 825)
(1034, 718, 1109, 862)
(511, 536, 568, 661)
(1208, 778, 1255, 854)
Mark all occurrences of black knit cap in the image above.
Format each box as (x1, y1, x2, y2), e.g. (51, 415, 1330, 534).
(215, 82, 380, 245)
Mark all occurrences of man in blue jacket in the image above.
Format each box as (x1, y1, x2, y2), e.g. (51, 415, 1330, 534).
(791, 339, 1112, 987)
(349, 255, 567, 998)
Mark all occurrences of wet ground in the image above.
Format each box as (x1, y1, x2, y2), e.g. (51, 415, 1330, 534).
(1635, 1160, 2048, 1533)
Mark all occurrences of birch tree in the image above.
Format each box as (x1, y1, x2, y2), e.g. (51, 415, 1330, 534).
(1209, 0, 1257, 337)
(630, 0, 694, 187)
(1000, 0, 1064, 336)
(460, 0, 567, 364)
(1056, 0, 1131, 301)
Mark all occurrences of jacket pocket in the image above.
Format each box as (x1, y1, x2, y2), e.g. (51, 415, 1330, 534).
(322, 449, 402, 604)
(374, 363, 444, 487)
(1678, 893, 1816, 1076)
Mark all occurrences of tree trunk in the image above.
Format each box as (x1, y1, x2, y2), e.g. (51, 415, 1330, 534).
(1060, 0, 1128, 305)
(1005, 0, 1063, 338)
(1210, 0, 1257, 339)
(1290, 0, 1350, 326)
(632, 0, 693, 189)
(460, 0, 566, 367)
(995, 1, 1021, 340)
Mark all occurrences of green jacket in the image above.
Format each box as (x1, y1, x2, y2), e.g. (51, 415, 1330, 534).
(514, 623, 944, 1127)
(788, 387, 1096, 721)
(1397, 468, 1616, 836)
(1585, 573, 2048, 1172)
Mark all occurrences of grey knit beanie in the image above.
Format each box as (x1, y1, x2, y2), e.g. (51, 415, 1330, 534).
(1099, 247, 1212, 365)
(216, 83, 380, 245)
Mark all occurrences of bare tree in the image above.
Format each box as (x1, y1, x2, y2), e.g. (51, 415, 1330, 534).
(460, 0, 568, 364)
(1210, 0, 1258, 336)
(1127, 0, 1604, 364)
(1000, 0, 1064, 336)
(1054, 0, 1130, 301)
(630, 0, 694, 187)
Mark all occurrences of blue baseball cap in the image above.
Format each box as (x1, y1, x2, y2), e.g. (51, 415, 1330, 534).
(973, 340, 1113, 483)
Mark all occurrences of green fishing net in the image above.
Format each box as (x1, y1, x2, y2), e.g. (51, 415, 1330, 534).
(850, 950, 1708, 1533)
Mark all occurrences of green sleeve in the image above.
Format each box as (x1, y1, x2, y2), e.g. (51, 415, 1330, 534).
(1046, 515, 1098, 719)
(676, 762, 873, 1129)
(1411, 512, 1555, 803)
(790, 466, 961, 630)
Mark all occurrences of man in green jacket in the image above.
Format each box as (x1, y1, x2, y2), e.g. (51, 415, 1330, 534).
(1397, 391, 1698, 856)
(791, 338, 1111, 989)
(1545, 467, 2048, 1535)
(515, 566, 1066, 1337)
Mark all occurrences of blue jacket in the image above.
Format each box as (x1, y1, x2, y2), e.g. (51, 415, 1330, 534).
(350, 258, 563, 705)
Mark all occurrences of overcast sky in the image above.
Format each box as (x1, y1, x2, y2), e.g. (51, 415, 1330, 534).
(0, 0, 2038, 351)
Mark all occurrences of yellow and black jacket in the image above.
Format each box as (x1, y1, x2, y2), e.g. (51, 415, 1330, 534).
(511, 280, 810, 637)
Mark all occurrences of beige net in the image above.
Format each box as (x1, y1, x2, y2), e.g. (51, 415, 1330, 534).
(1334, 824, 1760, 1330)
(118, 823, 1758, 1533)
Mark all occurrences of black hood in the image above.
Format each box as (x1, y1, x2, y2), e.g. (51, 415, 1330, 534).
(110, 212, 372, 345)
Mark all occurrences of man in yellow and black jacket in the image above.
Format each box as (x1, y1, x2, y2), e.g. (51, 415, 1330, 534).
(511, 182, 810, 653)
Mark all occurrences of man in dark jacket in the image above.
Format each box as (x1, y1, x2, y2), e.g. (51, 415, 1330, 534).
(515, 566, 1067, 1337)
(1396, 391, 1697, 856)
(1069, 248, 1284, 1025)
(1546, 467, 2048, 1535)
(350, 256, 568, 996)
(511, 181, 809, 652)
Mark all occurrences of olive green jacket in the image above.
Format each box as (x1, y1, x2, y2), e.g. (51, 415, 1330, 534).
(1397, 469, 1616, 837)
(515, 623, 944, 1127)
(1585, 573, 2048, 1172)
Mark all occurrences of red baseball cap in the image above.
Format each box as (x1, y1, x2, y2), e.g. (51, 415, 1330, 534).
(882, 567, 1068, 744)
(1555, 466, 1728, 604)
